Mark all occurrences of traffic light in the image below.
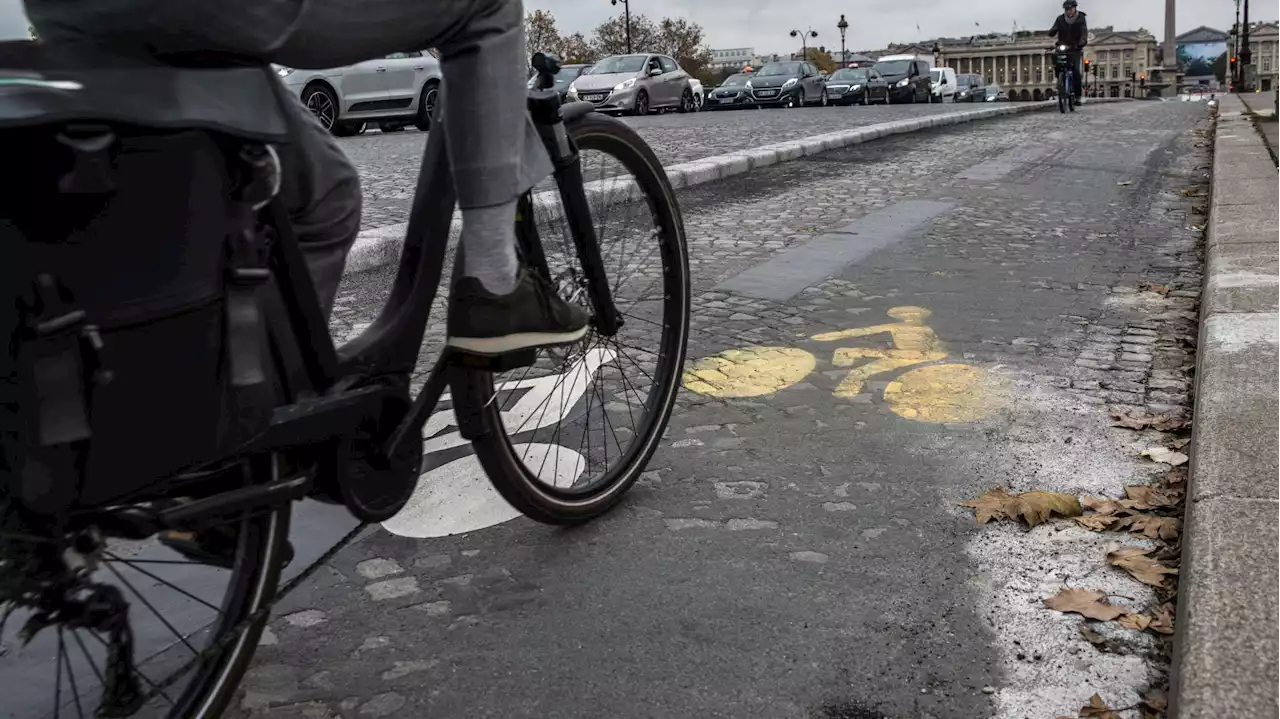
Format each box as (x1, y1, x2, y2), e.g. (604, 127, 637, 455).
(1140, 73, 1146, 89)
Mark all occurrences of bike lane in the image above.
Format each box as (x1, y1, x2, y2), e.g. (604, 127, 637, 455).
(232, 102, 1209, 719)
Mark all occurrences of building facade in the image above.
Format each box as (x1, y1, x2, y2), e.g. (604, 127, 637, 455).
(709, 48, 755, 71)
(1244, 22, 1279, 91)
(867, 27, 1158, 100)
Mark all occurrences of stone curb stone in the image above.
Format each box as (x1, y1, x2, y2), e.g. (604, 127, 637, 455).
(1171, 93, 1280, 719)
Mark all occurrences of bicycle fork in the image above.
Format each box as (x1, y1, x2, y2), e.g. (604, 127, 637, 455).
(527, 91, 622, 337)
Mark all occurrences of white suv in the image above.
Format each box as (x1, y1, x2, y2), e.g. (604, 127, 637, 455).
(930, 67, 957, 103)
(276, 51, 443, 136)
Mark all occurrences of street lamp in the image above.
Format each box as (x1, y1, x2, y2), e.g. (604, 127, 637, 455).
(837, 15, 849, 66)
(790, 27, 819, 61)
(610, 0, 632, 54)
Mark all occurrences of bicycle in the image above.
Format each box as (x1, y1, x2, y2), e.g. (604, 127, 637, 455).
(1051, 44, 1081, 113)
(0, 47, 689, 719)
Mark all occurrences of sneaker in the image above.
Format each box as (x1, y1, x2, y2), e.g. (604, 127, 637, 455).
(447, 268, 591, 355)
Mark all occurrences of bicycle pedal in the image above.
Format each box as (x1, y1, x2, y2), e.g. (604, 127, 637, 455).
(450, 348, 538, 372)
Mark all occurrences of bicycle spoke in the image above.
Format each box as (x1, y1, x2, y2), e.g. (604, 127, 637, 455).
(105, 554, 225, 615)
(103, 562, 200, 656)
(58, 629, 87, 719)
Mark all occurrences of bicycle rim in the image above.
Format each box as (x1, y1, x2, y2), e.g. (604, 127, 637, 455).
(455, 112, 690, 524)
(0, 482, 289, 719)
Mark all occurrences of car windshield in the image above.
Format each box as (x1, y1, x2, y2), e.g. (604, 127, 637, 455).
(721, 74, 751, 85)
(828, 69, 867, 82)
(874, 59, 912, 76)
(930, 69, 943, 82)
(586, 55, 646, 74)
(556, 66, 586, 84)
(757, 62, 801, 77)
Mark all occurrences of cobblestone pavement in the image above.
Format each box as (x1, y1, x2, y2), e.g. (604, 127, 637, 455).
(342, 103, 990, 231)
(228, 101, 1210, 719)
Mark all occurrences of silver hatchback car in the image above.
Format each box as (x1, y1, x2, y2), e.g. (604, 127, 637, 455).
(276, 51, 443, 136)
(567, 54, 695, 115)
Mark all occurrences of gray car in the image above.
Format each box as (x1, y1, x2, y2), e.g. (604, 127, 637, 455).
(276, 51, 443, 136)
(567, 53, 695, 115)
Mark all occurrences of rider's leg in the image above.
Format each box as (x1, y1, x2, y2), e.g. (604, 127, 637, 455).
(274, 0, 588, 354)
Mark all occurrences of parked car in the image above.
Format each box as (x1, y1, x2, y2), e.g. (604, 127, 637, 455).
(276, 51, 442, 136)
(705, 72, 757, 110)
(527, 62, 592, 102)
(824, 66, 889, 105)
(983, 85, 1008, 102)
(952, 73, 986, 102)
(747, 61, 828, 108)
(873, 54, 932, 104)
(567, 54, 695, 115)
(930, 67, 957, 103)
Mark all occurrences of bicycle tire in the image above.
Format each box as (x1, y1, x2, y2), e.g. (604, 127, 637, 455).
(1058, 72, 1068, 113)
(454, 111, 690, 525)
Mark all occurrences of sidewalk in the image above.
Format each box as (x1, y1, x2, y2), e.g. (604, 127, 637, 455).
(1237, 91, 1278, 160)
(1171, 93, 1279, 719)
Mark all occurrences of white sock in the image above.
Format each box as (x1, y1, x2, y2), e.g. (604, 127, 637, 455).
(461, 200, 520, 295)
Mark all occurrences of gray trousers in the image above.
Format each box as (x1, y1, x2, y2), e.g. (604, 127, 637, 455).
(27, 0, 552, 316)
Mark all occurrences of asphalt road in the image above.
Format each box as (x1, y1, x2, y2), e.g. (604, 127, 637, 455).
(0, 101, 1211, 719)
(342, 102, 995, 233)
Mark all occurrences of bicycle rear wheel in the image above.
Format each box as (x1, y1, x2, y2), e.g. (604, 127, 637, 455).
(0, 465, 289, 719)
(452, 112, 690, 524)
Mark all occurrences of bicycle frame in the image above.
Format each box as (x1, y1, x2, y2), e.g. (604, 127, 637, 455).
(98, 75, 617, 533)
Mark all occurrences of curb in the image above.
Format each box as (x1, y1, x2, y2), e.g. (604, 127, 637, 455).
(1170, 94, 1279, 719)
(344, 98, 1130, 274)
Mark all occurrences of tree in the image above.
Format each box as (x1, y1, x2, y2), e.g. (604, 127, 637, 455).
(805, 48, 836, 74)
(559, 33, 598, 64)
(653, 18, 714, 78)
(591, 14, 660, 57)
(525, 10, 562, 59)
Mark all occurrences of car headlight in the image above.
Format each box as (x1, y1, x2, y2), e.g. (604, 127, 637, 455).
(275, 66, 294, 78)
(897, 78, 909, 87)
(782, 78, 797, 89)
(852, 84, 861, 91)
(614, 78, 636, 92)
(1057, 44, 1068, 51)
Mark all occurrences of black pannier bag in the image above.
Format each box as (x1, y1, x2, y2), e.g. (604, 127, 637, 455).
(0, 42, 293, 515)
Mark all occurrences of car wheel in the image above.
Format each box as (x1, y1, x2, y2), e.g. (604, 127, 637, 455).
(694, 93, 704, 111)
(333, 121, 367, 137)
(302, 83, 339, 134)
(819, 88, 829, 106)
(633, 90, 649, 116)
(414, 79, 440, 132)
(678, 88, 693, 113)
(792, 89, 804, 108)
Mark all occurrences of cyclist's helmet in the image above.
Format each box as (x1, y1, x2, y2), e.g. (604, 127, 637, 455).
(1063, 0, 1077, 7)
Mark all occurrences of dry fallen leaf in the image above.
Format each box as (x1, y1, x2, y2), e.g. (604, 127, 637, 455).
(1149, 604, 1175, 634)
(1076, 514, 1120, 532)
(1043, 588, 1128, 621)
(1116, 181, 1132, 186)
(1118, 613, 1153, 631)
(1164, 467, 1188, 486)
(1137, 282, 1170, 295)
(1123, 484, 1183, 510)
(1004, 491, 1082, 527)
(959, 488, 1013, 523)
(1114, 514, 1182, 540)
(1171, 437, 1190, 449)
(1141, 687, 1169, 718)
(1082, 496, 1133, 517)
(1079, 624, 1109, 648)
(1109, 547, 1180, 587)
(1111, 412, 1188, 432)
(1141, 447, 1189, 467)
(1079, 693, 1123, 718)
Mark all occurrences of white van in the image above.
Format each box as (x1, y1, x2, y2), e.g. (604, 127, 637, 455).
(930, 67, 957, 103)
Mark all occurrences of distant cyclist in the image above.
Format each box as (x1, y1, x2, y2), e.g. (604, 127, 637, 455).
(1048, 0, 1088, 105)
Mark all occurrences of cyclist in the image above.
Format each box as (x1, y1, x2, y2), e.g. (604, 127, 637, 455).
(24, 0, 590, 355)
(1048, 0, 1088, 105)
(24, 0, 588, 566)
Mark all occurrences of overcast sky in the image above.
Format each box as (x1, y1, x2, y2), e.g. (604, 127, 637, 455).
(0, 0, 1269, 54)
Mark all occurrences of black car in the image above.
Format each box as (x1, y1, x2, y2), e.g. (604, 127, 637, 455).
(953, 73, 986, 102)
(706, 73, 756, 110)
(527, 63, 592, 101)
(872, 55, 932, 104)
(824, 66, 889, 105)
(746, 61, 829, 108)
(983, 85, 1008, 102)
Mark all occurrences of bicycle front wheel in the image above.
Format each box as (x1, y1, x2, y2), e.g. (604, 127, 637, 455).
(453, 111, 690, 525)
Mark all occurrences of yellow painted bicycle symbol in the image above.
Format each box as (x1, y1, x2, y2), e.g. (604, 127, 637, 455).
(682, 306, 1006, 423)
